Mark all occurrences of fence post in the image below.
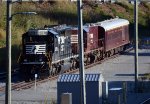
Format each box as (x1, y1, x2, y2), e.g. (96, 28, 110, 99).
(102, 81, 108, 104)
(118, 95, 120, 104)
(122, 82, 127, 104)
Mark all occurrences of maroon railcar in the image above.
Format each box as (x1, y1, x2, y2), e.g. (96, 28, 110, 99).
(67, 18, 130, 54)
(94, 18, 130, 51)
(105, 25, 129, 51)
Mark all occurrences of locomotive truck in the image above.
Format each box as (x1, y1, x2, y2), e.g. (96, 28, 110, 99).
(18, 18, 130, 81)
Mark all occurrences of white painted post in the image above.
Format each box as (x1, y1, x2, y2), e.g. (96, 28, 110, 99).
(35, 74, 37, 90)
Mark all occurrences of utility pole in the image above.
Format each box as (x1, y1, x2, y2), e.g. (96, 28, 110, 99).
(6, 0, 12, 104)
(77, 0, 86, 104)
(134, 0, 139, 93)
(5, 1, 37, 104)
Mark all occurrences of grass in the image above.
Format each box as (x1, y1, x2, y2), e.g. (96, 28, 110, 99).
(0, 1, 150, 69)
(0, 29, 6, 47)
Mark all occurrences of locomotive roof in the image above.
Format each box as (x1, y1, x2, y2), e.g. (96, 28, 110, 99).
(48, 30, 58, 35)
(83, 26, 89, 32)
(55, 25, 71, 32)
(68, 26, 89, 33)
(92, 18, 129, 31)
(28, 29, 58, 36)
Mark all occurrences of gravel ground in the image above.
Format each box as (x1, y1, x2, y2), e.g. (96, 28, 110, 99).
(0, 48, 149, 104)
(84, 48, 150, 81)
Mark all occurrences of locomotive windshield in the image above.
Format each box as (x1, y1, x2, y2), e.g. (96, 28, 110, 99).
(23, 35, 47, 44)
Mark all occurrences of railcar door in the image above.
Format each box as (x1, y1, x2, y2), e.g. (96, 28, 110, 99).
(98, 26, 105, 48)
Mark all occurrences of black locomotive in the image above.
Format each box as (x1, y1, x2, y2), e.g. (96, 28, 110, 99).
(18, 18, 130, 81)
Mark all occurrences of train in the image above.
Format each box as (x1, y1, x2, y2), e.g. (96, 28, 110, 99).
(18, 18, 130, 81)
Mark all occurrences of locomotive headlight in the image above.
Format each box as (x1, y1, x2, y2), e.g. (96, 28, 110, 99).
(24, 59, 27, 62)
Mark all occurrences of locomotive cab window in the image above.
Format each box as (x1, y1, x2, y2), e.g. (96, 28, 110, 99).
(24, 36, 48, 44)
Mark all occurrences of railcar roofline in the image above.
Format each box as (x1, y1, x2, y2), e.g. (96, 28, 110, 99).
(86, 18, 129, 31)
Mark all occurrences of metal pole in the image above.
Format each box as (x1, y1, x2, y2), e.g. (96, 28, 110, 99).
(34, 74, 37, 91)
(117, 95, 120, 104)
(122, 82, 127, 104)
(77, 0, 86, 104)
(134, 0, 139, 93)
(5, 0, 12, 104)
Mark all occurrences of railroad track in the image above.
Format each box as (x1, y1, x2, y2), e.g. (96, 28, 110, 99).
(0, 47, 133, 92)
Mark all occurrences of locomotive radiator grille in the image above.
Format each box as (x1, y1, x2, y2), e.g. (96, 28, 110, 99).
(26, 44, 46, 54)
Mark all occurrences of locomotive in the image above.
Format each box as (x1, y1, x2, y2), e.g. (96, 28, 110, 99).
(18, 18, 130, 81)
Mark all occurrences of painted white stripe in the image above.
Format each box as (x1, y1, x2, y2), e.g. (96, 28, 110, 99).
(25, 44, 46, 54)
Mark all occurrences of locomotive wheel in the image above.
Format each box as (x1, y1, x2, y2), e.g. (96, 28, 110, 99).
(103, 52, 106, 58)
(108, 50, 112, 57)
(75, 59, 79, 69)
(70, 58, 79, 70)
(50, 64, 62, 76)
(90, 53, 95, 63)
(49, 66, 54, 76)
(84, 54, 88, 65)
(70, 59, 75, 70)
(99, 50, 103, 60)
(72, 61, 76, 69)
(56, 64, 61, 74)
(119, 46, 124, 52)
(51, 64, 56, 76)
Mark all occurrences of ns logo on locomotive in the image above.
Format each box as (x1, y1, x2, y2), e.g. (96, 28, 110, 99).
(18, 18, 130, 81)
